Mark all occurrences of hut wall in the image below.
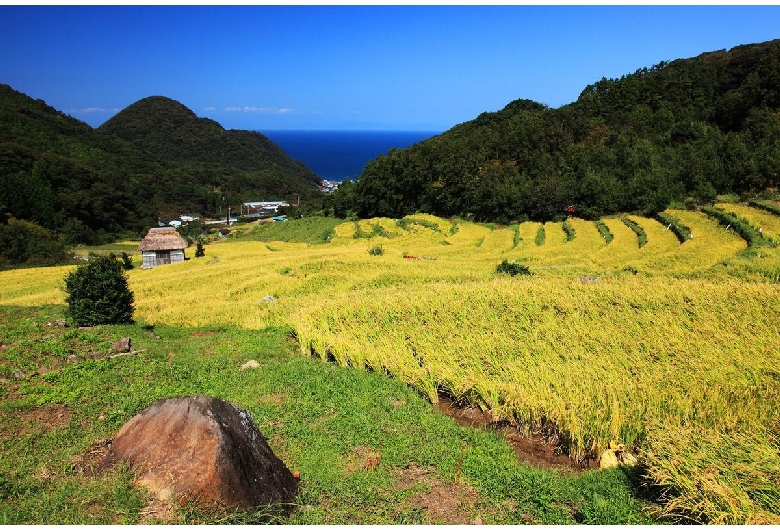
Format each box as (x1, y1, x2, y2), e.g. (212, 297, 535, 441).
(141, 249, 186, 269)
(142, 251, 158, 269)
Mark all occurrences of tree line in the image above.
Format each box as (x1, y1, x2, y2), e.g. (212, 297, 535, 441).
(325, 39, 780, 224)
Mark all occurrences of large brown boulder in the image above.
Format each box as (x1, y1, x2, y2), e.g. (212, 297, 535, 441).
(105, 395, 297, 512)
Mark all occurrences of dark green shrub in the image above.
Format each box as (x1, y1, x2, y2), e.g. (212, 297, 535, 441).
(495, 259, 532, 277)
(195, 240, 206, 258)
(0, 218, 71, 267)
(120, 252, 134, 270)
(63, 253, 134, 326)
(749, 200, 780, 216)
(511, 225, 521, 248)
(367, 245, 384, 256)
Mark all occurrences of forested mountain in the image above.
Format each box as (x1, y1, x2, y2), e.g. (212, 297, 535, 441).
(100, 96, 320, 181)
(0, 85, 323, 259)
(329, 39, 780, 223)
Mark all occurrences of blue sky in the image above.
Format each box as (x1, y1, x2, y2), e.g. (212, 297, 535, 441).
(2, 5, 780, 132)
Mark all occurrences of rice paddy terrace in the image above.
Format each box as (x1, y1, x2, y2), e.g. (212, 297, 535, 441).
(2, 204, 779, 523)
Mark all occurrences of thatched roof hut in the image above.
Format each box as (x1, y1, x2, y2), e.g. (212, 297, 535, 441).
(139, 227, 188, 268)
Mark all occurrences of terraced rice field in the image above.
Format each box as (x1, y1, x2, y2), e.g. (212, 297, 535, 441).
(1, 205, 779, 523)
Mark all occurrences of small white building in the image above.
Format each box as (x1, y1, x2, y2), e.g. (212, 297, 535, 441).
(139, 227, 188, 269)
(319, 180, 340, 193)
(242, 201, 289, 217)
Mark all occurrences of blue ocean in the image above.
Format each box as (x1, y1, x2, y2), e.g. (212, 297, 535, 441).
(261, 130, 440, 182)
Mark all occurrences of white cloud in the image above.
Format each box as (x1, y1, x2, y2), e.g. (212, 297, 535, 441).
(224, 106, 296, 114)
(203, 106, 217, 112)
(70, 107, 121, 114)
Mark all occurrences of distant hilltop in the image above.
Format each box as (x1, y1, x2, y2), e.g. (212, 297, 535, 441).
(0, 86, 323, 249)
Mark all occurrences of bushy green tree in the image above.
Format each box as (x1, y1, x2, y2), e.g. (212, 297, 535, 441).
(63, 253, 134, 326)
(0, 217, 70, 268)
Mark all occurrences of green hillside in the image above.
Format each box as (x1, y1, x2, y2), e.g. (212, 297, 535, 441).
(333, 39, 780, 223)
(0, 85, 323, 254)
(99, 95, 320, 180)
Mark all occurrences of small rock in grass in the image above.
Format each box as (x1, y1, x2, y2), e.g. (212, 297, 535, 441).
(110, 337, 132, 353)
(241, 360, 261, 370)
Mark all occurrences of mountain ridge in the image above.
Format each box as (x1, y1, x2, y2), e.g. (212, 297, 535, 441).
(332, 38, 780, 223)
(0, 85, 323, 254)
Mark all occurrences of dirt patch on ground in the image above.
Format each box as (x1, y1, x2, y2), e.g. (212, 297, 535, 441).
(435, 395, 587, 473)
(257, 392, 287, 406)
(389, 397, 406, 408)
(496, 426, 587, 472)
(392, 464, 484, 524)
(137, 497, 180, 524)
(344, 445, 382, 473)
(72, 438, 114, 476)
(16, 403, 70, 434)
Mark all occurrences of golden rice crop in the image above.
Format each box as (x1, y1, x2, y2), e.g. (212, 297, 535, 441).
(514, 221, 543, 252)
(443, 220, 491, 249)
(640, 210, 747, 274)
(625, 214, 679, 254)
(589, 217, 643, 269)
(329, 220, 357, 243)
(1, 209, 779, 523)
(404, 213, 453, 232)
(289, 275, 780, 523)
(0, 265, 75, 306)
(715, 203, 780, 244)
(531, 218, 605, 271)
(290, 276, 780, 443)
(478, 225, 517, 254)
